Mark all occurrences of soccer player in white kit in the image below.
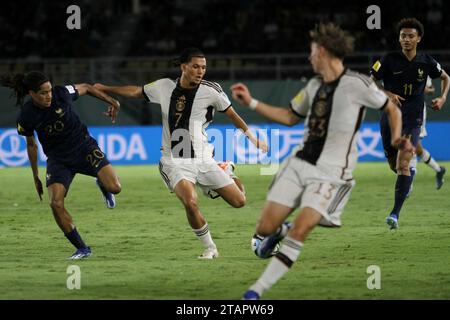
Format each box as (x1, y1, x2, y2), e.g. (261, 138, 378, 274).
(412, 77, 446, 191)
(94, 48, 267, 259)
(231, 23, 412, 300)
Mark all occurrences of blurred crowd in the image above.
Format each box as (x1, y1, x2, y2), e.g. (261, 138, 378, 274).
(0, 0, 448, 59)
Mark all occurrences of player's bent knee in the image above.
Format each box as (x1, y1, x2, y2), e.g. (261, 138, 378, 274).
(49, 199, 64, 212)
(182, 197, 199, 213)
(231, 194, 246, 208)
(397, 158, 411, 174)
(109, 182, 121, 194)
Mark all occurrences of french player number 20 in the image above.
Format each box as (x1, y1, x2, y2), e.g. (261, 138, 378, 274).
(86, 149, 105, 168)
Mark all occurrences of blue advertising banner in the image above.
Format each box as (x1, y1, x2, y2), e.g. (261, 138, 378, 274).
(1, 122, 449, 168)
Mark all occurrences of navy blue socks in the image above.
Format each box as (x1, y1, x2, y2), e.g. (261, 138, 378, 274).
(391, 175, 413, 218)
(65, 227, 88, 249)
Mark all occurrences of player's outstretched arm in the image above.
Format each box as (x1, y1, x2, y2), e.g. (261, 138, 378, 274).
(230, 82, 301, 126)
(26, 136, 43, 201)
(431, 70, 450, 110)
(223, 106, 268, 153)
(75, 83, 121, 123)
(93, 83, 144, 99)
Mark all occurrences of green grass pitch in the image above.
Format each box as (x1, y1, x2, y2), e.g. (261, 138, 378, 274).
(0, 162, 449, 299)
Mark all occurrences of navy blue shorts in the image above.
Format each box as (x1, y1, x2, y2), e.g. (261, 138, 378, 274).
(46, 137, 110, 193)
(380, 115, 420, 161)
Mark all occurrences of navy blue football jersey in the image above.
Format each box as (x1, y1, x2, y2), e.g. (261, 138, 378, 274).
(16, 85, 90, 160)
(371, 52, 442, 126)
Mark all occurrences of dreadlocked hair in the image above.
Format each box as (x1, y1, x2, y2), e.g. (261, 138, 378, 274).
(1, 71, 49, 106)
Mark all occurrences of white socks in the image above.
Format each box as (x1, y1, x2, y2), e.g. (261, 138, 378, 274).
(250, 236, 303, 296)
(193, 223, 216, 249)
(421, 149, 441, 172)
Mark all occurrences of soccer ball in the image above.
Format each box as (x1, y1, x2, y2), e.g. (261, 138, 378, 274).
(251, 234, 280, 258)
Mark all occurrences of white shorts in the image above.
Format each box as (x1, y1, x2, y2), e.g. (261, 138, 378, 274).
(267, 156, 355, 227)
(158, 157, 234, 194)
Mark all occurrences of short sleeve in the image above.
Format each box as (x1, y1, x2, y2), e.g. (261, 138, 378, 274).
(16, 113, 34, 137)
(370, 55, 388, 80)
(427, 55, 443, 79)
(356, 80, 388, 110)
(64, 85, 79, 101)
(210, 83, 231, 112)
(290, 81, 313, 118)
(143, 80, 161, 103)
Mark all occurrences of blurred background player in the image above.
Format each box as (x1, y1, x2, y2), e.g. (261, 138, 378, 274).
(370, 18, 449, 229)
(94, 48, 267, 259)
(412, 76, 446, 192)
(1, 71, 121, 259)
(232, 23, 411, 300)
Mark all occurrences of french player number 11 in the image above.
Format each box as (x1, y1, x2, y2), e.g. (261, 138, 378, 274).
(403, 83, 413, 96)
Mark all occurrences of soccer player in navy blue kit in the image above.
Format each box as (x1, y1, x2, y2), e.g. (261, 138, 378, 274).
(371, 18, 450, 229)
(1, 71, 122, 259)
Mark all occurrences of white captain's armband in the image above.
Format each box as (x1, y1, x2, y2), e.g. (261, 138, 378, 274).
(372, 60, 381, 72)
(65, 85, 76, 94)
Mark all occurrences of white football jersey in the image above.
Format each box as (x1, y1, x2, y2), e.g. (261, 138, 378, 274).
(290, 69, 388, 180)
(143, 78, 231, 160)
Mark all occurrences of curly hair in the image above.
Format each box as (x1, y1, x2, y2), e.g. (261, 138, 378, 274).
(309, 22, 354, 59)
(397, 18, 424, 37)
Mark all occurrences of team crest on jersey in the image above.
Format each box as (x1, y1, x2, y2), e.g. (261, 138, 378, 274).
(417, 68, 424, 81)
(176, 95, 186, 111)
(313, 100, 328, 117)
(55, 107, 65, 117)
